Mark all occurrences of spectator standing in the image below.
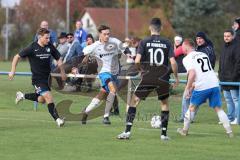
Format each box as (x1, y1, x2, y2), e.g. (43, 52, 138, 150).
(34, 20, 58, 47)
(219, 30, 240, 124)
(195, 32, 216, 69)
(74, 20, 88, 47)
(174, 35, 186, 73)
(232, 17, 240, 41)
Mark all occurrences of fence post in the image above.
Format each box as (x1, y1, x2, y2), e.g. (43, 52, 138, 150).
(238, 86, 240, 125)
(126, 79, 132, 112)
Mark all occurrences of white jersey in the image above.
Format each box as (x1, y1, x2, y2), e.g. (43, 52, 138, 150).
(183, 51, 219, 91)
(83, 37, 124, 75)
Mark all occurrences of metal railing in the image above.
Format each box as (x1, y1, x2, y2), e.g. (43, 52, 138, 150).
(1, 71, 240, 124)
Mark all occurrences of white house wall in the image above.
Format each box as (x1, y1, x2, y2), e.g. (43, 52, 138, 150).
(81, 12, 98, 39)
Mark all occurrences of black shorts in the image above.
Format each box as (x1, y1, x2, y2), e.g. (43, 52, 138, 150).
(134, 82, 170, 100)
(33, 83, 51, 96)
(134, 65, 170, 100)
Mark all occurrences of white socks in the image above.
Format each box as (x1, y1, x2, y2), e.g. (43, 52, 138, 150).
(85, 98, 101, 113)
(217, 109, 232, 134)
(104, 92, 116, 118)
(183, 109, 195, 131)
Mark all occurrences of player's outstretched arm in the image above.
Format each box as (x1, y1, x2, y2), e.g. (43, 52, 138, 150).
(9, 54, 21, 80)
(169, 57, 179, 88)
(185, 69, 196, 98)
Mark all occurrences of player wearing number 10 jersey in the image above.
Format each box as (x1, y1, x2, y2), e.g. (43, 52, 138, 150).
(117, 18, 179, 140)
(177, 39, 233, 137)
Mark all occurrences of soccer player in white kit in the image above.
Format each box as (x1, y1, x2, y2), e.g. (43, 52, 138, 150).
(81, 25, 127, 124)
(177, 39, 233, 137)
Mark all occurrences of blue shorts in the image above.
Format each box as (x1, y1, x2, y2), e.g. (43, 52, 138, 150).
(99, 72, 118, 93)
(190, 87, 222, 108)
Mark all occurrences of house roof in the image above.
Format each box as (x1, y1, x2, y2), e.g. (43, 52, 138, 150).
(83, 7, 175, 40)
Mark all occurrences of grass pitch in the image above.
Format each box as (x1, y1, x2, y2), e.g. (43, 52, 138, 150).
(0, 61, 240, 160)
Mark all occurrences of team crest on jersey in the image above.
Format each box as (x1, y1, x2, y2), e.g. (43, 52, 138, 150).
(104, 42, 117, 52)
(46, 48, 50, 52)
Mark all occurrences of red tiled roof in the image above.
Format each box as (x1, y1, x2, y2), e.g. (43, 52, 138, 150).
(84, 7, 174, 40)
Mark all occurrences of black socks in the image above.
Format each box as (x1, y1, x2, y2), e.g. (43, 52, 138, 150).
(24, 93, 38, 102)
(161, 111, 169, 136)
(125, 107, 136, 132)
(47, 103, 59, 120)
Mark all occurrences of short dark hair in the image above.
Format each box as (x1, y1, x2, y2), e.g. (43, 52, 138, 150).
(98, 25, 110, 33)
(86, 34, 95, 42)
(150, 17, 161, 32)
(183, 38, 196, 48)
(66, 33, 74, 37)
(224, 29, 234, 35)
(37, 28, 50, 36)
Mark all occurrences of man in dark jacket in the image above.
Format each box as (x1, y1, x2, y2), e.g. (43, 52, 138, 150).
(219, 29, 240, 124)
(196, 32, 216, 69)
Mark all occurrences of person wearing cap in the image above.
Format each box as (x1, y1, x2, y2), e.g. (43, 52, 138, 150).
(174, 35, 190, 123)
(232, 17, 240, 41)
(56, 32, 69, 58)
(174, 35, 186, 73)
(219, 29, 240, 125)
(63, 33, 83, 63)
(195, 31, 216, 69)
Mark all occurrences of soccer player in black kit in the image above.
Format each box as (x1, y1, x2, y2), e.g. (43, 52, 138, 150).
(117, 18, 179, 140)
(9, 28, 66, 127)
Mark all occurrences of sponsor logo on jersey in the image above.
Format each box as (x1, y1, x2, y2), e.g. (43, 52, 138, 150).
(46, 48, 50, 52)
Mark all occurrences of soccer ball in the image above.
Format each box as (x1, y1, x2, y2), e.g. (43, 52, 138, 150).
(150, 116, 161, 128)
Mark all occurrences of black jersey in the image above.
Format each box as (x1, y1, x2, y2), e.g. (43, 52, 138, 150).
(137, 35, 174, 66)
(19, 42, 60, 84)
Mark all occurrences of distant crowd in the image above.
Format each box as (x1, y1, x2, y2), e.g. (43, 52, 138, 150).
(35, 17, 240, 125)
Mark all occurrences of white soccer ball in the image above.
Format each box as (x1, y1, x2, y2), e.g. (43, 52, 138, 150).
(150, 116, 161, 128)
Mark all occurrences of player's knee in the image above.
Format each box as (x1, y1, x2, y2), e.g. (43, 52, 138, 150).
(38, 96, 46, 104)
(130, 96, 140, 106)
(214, 107, 221, 112)
(42, 92, 53, 104)
(108, 83, 117, 93)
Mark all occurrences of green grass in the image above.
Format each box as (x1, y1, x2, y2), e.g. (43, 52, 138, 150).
(0, 61, 240, 160)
